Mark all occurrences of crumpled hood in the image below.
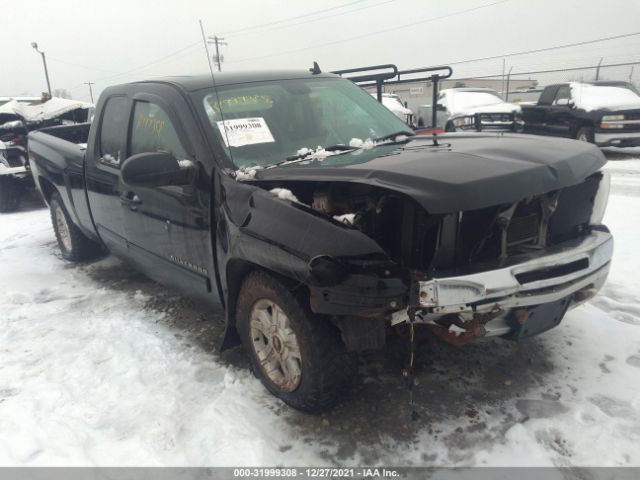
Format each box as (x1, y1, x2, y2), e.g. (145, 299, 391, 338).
(452, 102, 521, 116)
(251, 133, 607, 214)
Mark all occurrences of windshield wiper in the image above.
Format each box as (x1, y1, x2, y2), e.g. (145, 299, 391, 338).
(372, 130, 416, 144)
(264, 145, 355, 169)
(262, 132, 415, 170)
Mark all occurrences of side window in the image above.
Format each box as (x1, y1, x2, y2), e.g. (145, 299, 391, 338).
(129, 101, 188, 160)
(538, 86, 558, 106)
(99, 96, 128, 166)
(553, 86, 572, 105)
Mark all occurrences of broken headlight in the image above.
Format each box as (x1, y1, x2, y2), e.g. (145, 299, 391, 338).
(590, 171, 610, 225)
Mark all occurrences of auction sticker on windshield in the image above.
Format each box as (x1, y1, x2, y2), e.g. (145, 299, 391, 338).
(217, 117, 275, 147)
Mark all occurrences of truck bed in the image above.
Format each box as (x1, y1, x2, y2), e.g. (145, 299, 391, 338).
(28, 123, 94, 236)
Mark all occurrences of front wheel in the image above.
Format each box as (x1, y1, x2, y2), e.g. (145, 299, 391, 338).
(576, 126, 594, 143)
(236, 271, 357, 413)
(49, 192, 103, 261)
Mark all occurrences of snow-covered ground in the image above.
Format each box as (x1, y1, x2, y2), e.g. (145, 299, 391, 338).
(1, 151, 640, 467)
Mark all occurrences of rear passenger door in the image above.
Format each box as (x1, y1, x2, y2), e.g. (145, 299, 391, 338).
(121, 94, 212, 300)
(85, 95, 130, 254)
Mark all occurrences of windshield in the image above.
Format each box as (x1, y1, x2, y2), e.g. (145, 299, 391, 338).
(198, 77, 409, 169)
(571, 83, 640, 111)
(450, 91, 504, 111)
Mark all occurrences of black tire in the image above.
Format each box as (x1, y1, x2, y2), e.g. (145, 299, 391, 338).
(236, 271, 357, 413)
(49, 192, 103, 262)
(576, 126, 594, 143)
(0, 176, 22, 213)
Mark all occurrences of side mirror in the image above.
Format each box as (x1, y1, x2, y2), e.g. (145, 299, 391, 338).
(121, 151, 196, 188)
(555, 98, 571, 107)
(436, 103, 446, 112)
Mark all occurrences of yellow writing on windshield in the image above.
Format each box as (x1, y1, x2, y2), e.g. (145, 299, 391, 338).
(208, 95, 274, 112)
(135, 115, 165, 136)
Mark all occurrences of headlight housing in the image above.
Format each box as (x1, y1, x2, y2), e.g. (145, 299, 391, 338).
(601, 114, 625, 129)
(453, 116, 474, 128)
(602, 115, 624, 122)
(590, 171, 611, 225)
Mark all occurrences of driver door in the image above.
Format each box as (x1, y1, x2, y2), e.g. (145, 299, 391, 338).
(546, 86, 573, 137)
(122, 96, 211, 297)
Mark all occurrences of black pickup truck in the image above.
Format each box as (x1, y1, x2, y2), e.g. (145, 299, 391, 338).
(521, 81, 640, 147)
(28, 69, 613, 412)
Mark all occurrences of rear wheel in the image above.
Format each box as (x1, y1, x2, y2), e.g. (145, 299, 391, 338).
(49, 192, 103, 261)
(236, 271, 357, 413)
(0, 176, 22, 213)
(576, 126, 594, 143)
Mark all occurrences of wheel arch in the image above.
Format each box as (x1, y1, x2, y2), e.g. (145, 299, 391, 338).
(38, 176, 57, 205)
(221, 258, 304, 350)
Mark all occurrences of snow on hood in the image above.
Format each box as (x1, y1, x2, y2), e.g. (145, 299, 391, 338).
(571, 83, 640, 112)
(444, 90, 520, 116)
(452, 102, 521, 116)
(0, 97, 94, 123)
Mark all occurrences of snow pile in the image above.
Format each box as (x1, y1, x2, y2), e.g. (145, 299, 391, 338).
(349, 138, 374, 149)
(442, 89, 520, 116)
(571, 83, 640, 111)
(234, 165, 263, 181)
(0, 210, 328, 466)
(0, 97, 94, 123)
(333, 213, 356, 225)
(177, 159, 194, 168)
(269, 188, 299, 203)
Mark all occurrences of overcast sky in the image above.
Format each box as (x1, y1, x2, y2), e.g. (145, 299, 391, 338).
(2, 0, 640, 101)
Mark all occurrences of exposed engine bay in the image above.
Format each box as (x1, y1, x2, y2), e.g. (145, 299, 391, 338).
(250, 170, 611, 350)
(258, 171, 606, 274)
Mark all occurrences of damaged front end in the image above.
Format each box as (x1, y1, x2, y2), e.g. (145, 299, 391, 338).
(221, 135, 613, 351)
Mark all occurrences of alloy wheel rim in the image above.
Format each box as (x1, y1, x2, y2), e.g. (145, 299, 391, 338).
(249, 299, 302, 392)
(55, 206, 72, 252)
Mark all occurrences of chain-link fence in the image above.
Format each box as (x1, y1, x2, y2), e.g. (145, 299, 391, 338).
(375, 60, 639, 114)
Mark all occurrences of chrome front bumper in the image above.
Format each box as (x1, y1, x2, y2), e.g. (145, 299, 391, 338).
(594, 131, 640, 147)
(396, 231, 613, 336)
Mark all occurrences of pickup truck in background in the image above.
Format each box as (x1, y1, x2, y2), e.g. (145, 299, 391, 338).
(416, 87, 523, 132)
(521, 81, 640, 147)
(28, 69, 613, 412)
(373, 92, 414, 125)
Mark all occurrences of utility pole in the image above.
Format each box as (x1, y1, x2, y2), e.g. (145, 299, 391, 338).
(595, 57, 604, 80)
(31, 42, 52, 97)
(207, 35, 227, 72)
(84, 82, 95, 103)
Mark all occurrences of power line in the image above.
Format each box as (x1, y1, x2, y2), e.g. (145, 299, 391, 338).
(227, 0, 395, 38)
(452, 60, 640, 81)
(221, 0, 371, 36)
(445, 31, 640, 66)
(227, 0, 513, 64)
(90, 41, 202, 83)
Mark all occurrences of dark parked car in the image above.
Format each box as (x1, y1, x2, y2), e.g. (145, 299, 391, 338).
(28, 70, 613, 412)
(521, 82, 640, 147)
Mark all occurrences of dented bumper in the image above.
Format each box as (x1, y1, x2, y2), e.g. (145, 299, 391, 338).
(398, 230, 613, 339)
